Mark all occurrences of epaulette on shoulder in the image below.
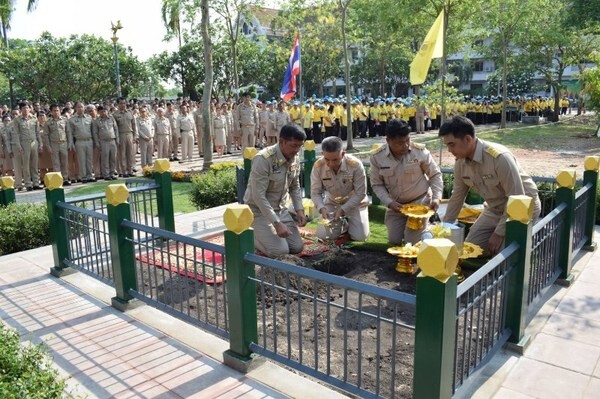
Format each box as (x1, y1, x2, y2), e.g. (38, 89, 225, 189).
(411, 142, 426, 150)
(346, 156, 359, 167)
(260, 146, 276, 159)
(486, 145, 506, 158)
(370, 144, 385, 155)
(314, 158, 325, 168)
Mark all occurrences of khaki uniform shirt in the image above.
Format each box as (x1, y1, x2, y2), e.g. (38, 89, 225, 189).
(153, 116, 172, 136)
(243, 144, 303, 224)
(236, 103, 258, 128)
(370, 142, 443, 206)
(92, 116, 119, 142)
(274, 111, 291, 133)
(136, 116, 154, 139)
(444, 139, 539, 236)
(0, 124, 9, 154)
(165, 109, 178, 132)
(310, 154, 368, 214)
(175, 114, 196, 133)
(67, 114, 93, 142)
(193, 110, 204, 135)
(43, 116, 70, 144)
(112, 109, 136, 135)
(12, 115, 40, 145)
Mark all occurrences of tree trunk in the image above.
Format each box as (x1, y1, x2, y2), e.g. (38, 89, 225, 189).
(201, 0, 214, 168)
(340, 0, 353, 150)
(380, 54, 385, 96)
(232, 42, 239, 100)
(178, 29, 186, 97)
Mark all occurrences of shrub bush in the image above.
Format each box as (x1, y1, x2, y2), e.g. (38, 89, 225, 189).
(189, 167, 237, 210)
(0, 323, 67, 398)
(0, 203, 51, 255)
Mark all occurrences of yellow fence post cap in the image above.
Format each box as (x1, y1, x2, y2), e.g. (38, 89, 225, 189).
(556, 169, 576, 189)
(106, 184, 129, 206)
(153, 159, 171, 174)
(417, 238, 459, 283)
(44, 172, 63, 190)
(243, 147, 258, 160)
(507, 195, 534, 224)
(304, 140, 316, 151)
(223, 204, 254, 234)
(0, 176, 15, 190)
(584, 156, 600, 172)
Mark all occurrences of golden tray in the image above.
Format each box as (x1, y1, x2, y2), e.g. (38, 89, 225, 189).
(399, 204, 434, 218)
(387, 243, 422, 273)
(459, 242, 484, 259)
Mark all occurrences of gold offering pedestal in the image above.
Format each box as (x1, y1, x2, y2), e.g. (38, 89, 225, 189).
(455, 242, 484, 282)
(399, 204, 434, 231)
(387, 243, 421, 274)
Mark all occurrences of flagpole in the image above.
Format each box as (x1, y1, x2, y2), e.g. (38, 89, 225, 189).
(298, 31, 303, 102)
(438, 3, 449, 166)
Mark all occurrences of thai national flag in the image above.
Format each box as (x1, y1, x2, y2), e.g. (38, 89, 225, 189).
(280, 34, 300, 101)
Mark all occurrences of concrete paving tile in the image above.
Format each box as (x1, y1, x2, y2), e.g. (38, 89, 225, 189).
(154, 360, 216, 388)
(525, 333, 600, 375)
(594, 357, 600, 379)
(502, 357, 589, 399)
(113, 381, 180, 399)
(98, 331, 160, 354)
(543, 312, 600, 347)
(183, 376, 242, 399)
(555, 281, 600, 322)
(72, 363, 151, 397)
(491, 387, 535, 399)
(130, 348, 197, 379)
(583, 377, 600, 399)
(576, 264, 600, 284)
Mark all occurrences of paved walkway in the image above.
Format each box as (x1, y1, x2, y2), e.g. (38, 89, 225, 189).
(460, 227, 600, 399)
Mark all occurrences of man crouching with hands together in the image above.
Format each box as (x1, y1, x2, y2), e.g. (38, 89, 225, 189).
(244, 123, 307, 257)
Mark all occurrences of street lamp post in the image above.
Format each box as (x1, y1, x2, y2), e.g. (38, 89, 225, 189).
(110, 21, 123, 97)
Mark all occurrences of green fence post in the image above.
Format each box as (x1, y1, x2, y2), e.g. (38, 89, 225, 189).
(0, 176, 16, 206)
(44, 173, 75, 277)
(243, 147, 258, 190)
(106, 184, 138, 311)
(583, 156, 599, 250)
(222, 204, 262, 372)
(413, 238, 458, 399)
(152, 159, 175, 233)
(556, 169, 576, 285)
(303, 140, 316, 198)
(504, 195, 534, 352)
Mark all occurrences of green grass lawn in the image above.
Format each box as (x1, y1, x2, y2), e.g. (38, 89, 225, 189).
(413, 115, 598, 153)
(66, 178, 196, 214)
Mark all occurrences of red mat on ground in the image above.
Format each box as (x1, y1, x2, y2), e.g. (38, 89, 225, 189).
(137, 244, 225, 284)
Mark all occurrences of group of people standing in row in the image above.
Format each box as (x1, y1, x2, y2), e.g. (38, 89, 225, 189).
(244, 116, 541, 259)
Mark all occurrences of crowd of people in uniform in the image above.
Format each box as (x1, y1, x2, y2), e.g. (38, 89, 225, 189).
(0, 90, 566, 194)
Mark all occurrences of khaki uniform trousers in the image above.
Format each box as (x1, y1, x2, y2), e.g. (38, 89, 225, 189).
(140, 138, 153, 168)
(118, 133, 134, 174)
(100, 139, 117, 179)
(316, 204, 370, 242)
(20, 139, 40, 188)
(93, 146, 101, 177)
(252, 209, 304, 258)
(385, 193, 431, 245)
(11, 144, 24, 189)
(241, 125, 256, 150)
(171, 128, 180, 157)
(415, 113, 425, 132)
(466, 198, 541, 252)
(49, 141, 69, 181)
(180, 130, 194, 162)
(75, 139, 93, 180)
(156, 135, 170, 160)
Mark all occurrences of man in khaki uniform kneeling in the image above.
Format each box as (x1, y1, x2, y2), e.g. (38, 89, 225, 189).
(243, 124, 307, 257)
(439, 116, 541, 254)
(310, 136, 369, 241)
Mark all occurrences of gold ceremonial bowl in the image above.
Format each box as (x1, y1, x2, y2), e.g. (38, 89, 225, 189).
(399, 204, 434, 230)
(387, 242, 421, 273)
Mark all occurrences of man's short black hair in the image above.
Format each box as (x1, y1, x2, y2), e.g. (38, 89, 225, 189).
(385, 118, 411, 138)
(242, 91, 251, 97)
(50, 104, 60, 111)
(279, 123, 307, 141)
(438, 116, 475, 139)
(18, 102, 29, 109)
(321, 136, 343, 153)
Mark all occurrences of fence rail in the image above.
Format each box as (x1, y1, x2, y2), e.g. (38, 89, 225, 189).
(122, 220, 229, 339)
(57, 201, 113, 285)
(453, 242, 519, 394)
(245, 252, 416, 399)
(573, 183, 593, 256)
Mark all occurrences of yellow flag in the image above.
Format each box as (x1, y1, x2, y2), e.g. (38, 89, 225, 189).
(410, 10, 445, 86)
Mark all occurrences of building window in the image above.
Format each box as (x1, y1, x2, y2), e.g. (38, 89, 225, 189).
(473, 61, 484, 72)
(242, 22, 251, 35)
(474, 40, 484, 47)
